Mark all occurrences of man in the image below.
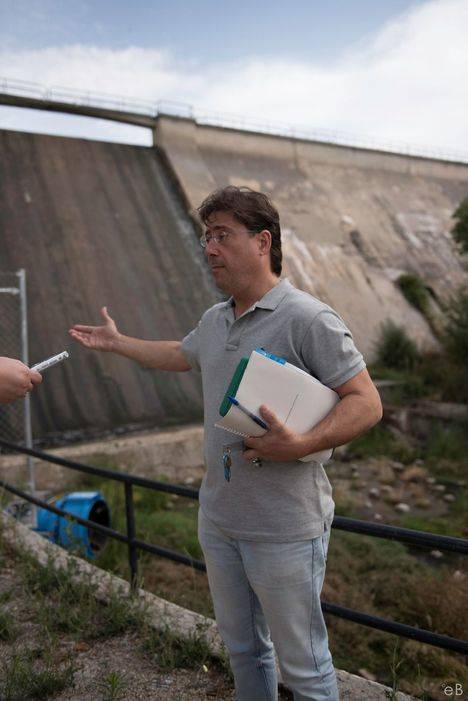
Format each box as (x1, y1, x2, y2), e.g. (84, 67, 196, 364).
(69, 186, 382, 701)
(0, 356, 42, 404)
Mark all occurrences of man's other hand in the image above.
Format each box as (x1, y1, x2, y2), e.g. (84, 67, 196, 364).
(69, 306, 119, 352)
(0, 357, 43, 404)
(243, 405, 304, 462)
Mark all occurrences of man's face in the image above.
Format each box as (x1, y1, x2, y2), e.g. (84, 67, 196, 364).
(202, 210, 265, 294)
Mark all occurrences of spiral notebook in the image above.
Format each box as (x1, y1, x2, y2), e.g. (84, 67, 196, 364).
(215, 348, 339, 463)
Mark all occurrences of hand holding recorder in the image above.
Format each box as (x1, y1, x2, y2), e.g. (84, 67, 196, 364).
(0, 357, 42, 404)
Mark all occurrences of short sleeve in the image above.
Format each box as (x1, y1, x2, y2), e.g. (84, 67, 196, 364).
(181, 323, 201, 372)
(301, 310, 366, 389)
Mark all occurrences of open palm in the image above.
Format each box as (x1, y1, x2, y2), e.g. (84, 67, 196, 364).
(69, 307, 119, 351)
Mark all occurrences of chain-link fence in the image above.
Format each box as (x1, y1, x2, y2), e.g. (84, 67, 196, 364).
(0, 270, 34, 504)
(0, 271, 26, 443)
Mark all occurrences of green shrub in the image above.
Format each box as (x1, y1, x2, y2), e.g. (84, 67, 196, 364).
(375, 321, 420, 371)
(349, 424, 416, 463)
(396, 274, 430, 315)
(443, 287, 468, 369)
(424, 421, 467, 462)
(451, 197, 468, 254)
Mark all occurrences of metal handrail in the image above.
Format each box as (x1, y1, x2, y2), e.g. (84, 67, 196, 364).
(1, 76, 468, 164)
(1, 438, 467, 655)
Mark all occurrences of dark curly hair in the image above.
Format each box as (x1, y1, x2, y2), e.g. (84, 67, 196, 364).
(198, 186, 282, 276)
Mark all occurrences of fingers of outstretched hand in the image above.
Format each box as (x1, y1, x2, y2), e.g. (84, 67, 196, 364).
(70, 325, 96, 333)
(69, 330, 92, 346)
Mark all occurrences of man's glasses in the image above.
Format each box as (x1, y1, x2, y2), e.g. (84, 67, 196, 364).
(199, 231, 231, 248)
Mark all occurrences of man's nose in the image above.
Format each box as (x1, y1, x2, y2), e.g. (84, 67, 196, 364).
(205, 239, 220, 255)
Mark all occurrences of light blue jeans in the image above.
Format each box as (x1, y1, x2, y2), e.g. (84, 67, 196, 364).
(198, 508, 339, 701)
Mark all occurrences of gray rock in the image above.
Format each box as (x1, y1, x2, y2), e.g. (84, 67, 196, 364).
(430, 550, 443, 559)
(395, 502, 411, 513)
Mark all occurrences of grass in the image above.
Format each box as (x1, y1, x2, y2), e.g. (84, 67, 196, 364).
(97, 671, 128, 701)
(78, 457, 202, 579)
(141, 621, 213, 672)
(388, 641, 405, 701)
(0, 532, 229, 698)
(324, 531, 468, 697)
(1, 649, 76, 701)
(0, 608, 17, 641)
(348, 421, 467, 467)
(348, 424, 417, 463)
(16, 548, 147, 642)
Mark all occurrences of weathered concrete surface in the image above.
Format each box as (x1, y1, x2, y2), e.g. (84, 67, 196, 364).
(0, 424, 205, 491)
(0, 129, 220, 439)
(2, 117, 467, 442)
(155, 116, 468, 357)
(0, 512, 416, 700)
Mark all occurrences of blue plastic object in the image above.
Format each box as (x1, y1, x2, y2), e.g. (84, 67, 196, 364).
(36, 491, 110, 558)
(255, 347, 286, 364)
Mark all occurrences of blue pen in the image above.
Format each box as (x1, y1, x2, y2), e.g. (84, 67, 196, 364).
(227, 396, 269, 430)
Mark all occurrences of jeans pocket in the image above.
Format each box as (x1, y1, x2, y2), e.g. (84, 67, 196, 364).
(321, 527, 331, 563)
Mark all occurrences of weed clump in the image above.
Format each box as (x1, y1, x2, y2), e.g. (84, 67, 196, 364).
(18, 551, 146, 641)
(396, 274, 431, 316)
(375, 321, 420, 371)
(443, 287, 468, 369)
(1, 649, 75, 701)
(142, 621, 212, 671)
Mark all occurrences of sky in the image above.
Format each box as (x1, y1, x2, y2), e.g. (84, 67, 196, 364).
(1, 0, 467, 156)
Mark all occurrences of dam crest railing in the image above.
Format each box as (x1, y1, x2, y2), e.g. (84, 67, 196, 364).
(1, 76, 468, 164)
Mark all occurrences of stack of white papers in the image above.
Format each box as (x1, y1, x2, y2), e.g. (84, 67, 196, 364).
(216, 349, 339, 463)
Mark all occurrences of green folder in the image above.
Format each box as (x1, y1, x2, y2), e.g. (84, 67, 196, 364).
(219, 357, 249, 417)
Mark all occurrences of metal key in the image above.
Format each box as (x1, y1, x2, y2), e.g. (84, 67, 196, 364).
(222, 447, 232, 482)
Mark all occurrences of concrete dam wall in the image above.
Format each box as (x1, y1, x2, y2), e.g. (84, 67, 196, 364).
(155, 116, 468, 358)
(0, 129, 220, 440)
(1, 116, 467, 440)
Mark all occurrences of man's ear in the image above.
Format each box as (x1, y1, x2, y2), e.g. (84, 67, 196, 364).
(258, 229, 272, 253)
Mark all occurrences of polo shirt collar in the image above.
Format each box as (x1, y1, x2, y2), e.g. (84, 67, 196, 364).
(224, 277, 292, 313)
(255, 277, 292, 310)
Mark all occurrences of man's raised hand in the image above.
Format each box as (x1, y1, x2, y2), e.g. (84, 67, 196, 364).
(69, 306, 119, 352)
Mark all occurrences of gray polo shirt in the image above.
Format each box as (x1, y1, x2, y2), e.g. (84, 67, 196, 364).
(181, 278, 365, 542)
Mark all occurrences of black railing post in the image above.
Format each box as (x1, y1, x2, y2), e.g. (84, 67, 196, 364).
(124, 482, 138, 591)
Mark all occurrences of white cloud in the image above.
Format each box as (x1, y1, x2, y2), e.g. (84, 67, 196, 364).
(1, 0, 467, 154)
